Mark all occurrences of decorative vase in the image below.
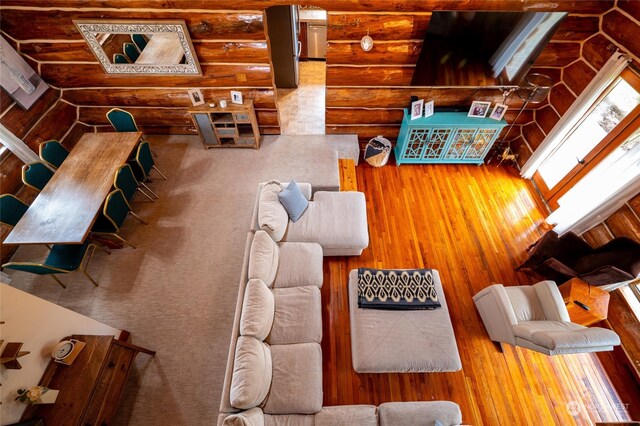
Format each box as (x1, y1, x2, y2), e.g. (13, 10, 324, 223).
(34, 389, 59, 404)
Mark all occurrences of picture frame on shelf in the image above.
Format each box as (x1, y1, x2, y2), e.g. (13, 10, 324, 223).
(231, 90, 243, 105)
(468, 101, 491, 118)
(188, 88, 205, 106)
(489, 103, 508, 120)
(424, 100, 434, 118)
(411, 99, 424, 120)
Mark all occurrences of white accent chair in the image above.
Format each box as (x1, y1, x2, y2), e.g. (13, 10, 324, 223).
(473, 281, 620, 355)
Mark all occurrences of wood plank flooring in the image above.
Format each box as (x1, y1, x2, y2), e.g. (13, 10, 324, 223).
(323, 160, 637, 425)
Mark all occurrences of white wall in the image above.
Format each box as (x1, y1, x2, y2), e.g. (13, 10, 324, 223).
(0, 283, 121, 425)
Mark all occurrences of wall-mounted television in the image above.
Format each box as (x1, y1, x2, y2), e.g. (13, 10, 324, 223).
(411, 11, 567, 87)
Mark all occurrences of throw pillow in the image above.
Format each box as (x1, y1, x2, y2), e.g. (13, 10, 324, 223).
(240, 279, 275, 341)
(230, 336, 272, 410)
(258, 180, 288, 242)
(248, 231, 280, 287)
(278, 180, 309, 222)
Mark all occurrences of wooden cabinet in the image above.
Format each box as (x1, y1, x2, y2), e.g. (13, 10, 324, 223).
(22, 335, 155, 426)
(559, 278, 610, 326)
(299, 22, 308, 60)
(394, 111, 507, 165)
(189, 100, 260, 149)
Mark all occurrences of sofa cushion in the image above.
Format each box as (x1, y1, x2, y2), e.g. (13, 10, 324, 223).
(513, 320, 583, 342)
(277, 180, 309, 222)
(264, 414, 314, 426)
(222, 408, 265, 426)
(530, 327, 620, 350)
(230, 336, 272, 410)
(268, 286, 322, 345)
(262, 343, 323, 414)
(249, 231, 280, 287)
(315, 405, 378, 426)
(285, 191, 369, 251)
(240, 279, 275, 341)
(273, 242, 323, 288)
(259, 181, 288, 242)
(378, 401, 462, 426)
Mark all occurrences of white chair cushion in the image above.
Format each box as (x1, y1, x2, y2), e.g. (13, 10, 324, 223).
(240, 279, 275, 341)
(258, 181, 288, 242)
(230, 336, 272, 410)
(512, 320, 584, 342)
(223, 408, 265, 426)
(249, 231, 280, 287)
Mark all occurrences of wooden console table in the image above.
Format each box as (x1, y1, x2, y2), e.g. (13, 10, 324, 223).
(559, 278, 610, 326)
(22, 335, 155, 426)
(189, 101, 260, 149)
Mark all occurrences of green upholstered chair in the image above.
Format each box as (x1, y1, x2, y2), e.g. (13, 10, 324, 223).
(106, 108, 139, 132)
(91, 189, 146, 249)
(131, 34, 148, 51)
(114, 164, 158, 202)
(0, 194, 29, 227)
(39, 140, 69, 169)
(22, 162, 54, 192)
(130, 141, 167, 183)
(2, 241, 105, 288)
(123, 42, 140, 62)
(113, 53, 130, 64)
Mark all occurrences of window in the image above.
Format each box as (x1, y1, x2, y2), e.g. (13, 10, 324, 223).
(537, 77, 640, 189)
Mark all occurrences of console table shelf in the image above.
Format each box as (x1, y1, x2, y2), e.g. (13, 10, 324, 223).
(394, 111, 507, 165)
(189, 100, 260, 149)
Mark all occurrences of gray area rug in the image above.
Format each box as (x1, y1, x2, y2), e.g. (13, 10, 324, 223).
(4, 134, 342, 425)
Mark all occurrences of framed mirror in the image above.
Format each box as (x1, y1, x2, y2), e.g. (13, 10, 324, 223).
(74, 20, 202, 75)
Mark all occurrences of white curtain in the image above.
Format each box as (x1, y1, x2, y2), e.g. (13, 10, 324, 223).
(0, 124, 41, 164)
(545, 134, 640, 235)
(520, 52, 630, 178)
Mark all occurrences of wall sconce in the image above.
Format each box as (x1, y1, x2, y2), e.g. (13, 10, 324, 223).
(360, 30, 373, 52)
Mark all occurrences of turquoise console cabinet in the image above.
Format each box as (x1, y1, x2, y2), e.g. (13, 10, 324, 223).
(394, 111, 507, 165)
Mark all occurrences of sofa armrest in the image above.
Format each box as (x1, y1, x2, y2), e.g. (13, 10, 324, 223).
(533, 281, 570, 322)
(473, 284, 518, 345)
(578, 265, 635, 286)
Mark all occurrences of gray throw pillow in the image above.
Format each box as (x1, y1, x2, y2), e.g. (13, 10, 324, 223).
(278, 180, 309, 222)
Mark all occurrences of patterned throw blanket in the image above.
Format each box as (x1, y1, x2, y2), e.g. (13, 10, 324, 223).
(357, 268, 441, 310)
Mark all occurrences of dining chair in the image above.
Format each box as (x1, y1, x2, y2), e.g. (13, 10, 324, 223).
(0, 194, 29, 228)
(2, 241, 107, 288)
(113, 53, 130, 64)
(106, 107, 159, 157)
(91, 189, 147, 249)
(22, 162, 54, 192)
(39, 140, 69, 169)
(131, 34, 148, 51)
(123, 42, 140, 62)
(114, 163, 158, 202)
(130, 141, 167, 182)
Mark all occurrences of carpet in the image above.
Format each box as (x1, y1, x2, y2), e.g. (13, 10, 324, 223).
(4, 134, 341, 425)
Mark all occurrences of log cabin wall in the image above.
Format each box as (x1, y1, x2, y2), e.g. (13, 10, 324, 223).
(0, 87, 82, 264)
(516, 0, 640, 169)
(0, 4, 279, 137)
(324, 5, 607, 149)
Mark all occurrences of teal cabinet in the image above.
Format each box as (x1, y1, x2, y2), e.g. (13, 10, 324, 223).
(394, 111, 507, 165)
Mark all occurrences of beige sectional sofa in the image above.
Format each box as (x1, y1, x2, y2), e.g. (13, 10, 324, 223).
(219, 184, 462, 425)
(250, 181, 370, 256)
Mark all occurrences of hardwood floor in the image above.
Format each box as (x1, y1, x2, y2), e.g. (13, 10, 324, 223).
(323, 160, 638, 425)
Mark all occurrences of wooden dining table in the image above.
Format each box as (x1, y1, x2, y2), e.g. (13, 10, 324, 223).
(4, 132, 142, 245)
(135, 33, 184, 64)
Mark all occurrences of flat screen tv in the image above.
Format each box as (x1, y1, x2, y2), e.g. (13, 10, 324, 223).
(411, 11, 567, 87)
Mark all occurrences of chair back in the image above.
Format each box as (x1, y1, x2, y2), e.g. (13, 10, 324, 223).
(22, 162, 54, 191)
(136, 141, 155, 178)
(39, 140, 69, 169)
(131, 34, 148, 51)
(106, 108, 139, 132)
(0, 194, 29, 227)
(123, 42, 140, 62)
(103, 189, 131, 230)
(114, 164, 139, 202)
(113, 53, 130, 64)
